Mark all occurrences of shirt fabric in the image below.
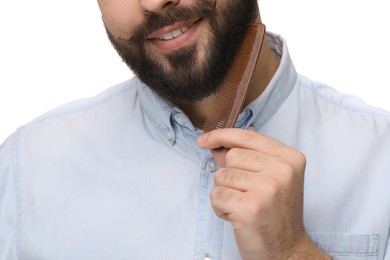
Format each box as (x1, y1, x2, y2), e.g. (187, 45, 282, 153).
(1, 33, 390, 260)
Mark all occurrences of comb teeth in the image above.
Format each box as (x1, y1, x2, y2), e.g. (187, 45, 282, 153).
(203, 23, 266, 132)
(203, 82, 236, 131)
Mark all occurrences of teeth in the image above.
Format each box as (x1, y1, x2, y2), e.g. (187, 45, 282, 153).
(172, 28, 182, 38)
(181, 26, 189, 33)
(156, 25, 190, 40)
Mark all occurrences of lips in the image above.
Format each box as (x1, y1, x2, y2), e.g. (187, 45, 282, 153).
(155, 25, 190, 40)
(147, 19, 201, 52)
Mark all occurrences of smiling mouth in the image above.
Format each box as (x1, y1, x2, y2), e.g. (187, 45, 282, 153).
(155, 25, 191, 40)
(148, 19, 199, 41)
(146, 18, 203, 52)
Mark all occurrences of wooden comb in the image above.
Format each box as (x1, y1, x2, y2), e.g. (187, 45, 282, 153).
(203, 23, 266, 132)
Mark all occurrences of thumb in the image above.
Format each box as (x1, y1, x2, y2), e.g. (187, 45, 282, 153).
(196, 132, 228, 167)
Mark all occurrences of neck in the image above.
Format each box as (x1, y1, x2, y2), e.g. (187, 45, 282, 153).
(178, 34, 280, 130)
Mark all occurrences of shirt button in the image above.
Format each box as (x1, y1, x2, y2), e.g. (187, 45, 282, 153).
(207, 158, 218, 171)
(247, 125, 255, 131)
(165, 129, 174, 142)
(175, 114, 186, 125)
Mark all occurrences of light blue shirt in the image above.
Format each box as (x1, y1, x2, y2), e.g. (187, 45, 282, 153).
(1, 33, 390, 260)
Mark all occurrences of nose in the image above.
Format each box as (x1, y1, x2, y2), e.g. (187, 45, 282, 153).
(140, 0, 179, 13)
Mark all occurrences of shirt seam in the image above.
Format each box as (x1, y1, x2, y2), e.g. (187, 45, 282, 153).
(252, 72, 297, 131)
(298, 75, 390, 119)
(26, 79, 136, 128)
(12, 128, 22, 260)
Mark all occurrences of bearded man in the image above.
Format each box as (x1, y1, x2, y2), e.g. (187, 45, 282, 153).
(1, 0, 390, 259)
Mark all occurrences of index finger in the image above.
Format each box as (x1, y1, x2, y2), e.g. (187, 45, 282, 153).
(196, 128, 285, 156)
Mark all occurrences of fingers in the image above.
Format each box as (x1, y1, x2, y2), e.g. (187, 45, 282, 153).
(197, 128, 306, 174)
(210, 147, 267, 170)
(210, 186, 246, 221)
(197, 128, 285, 156)
(224, 148, 267, 171)
(200, 128, 309, 259)
(211, 173, 293, 223)
(214, 168, 255, 192)
(209, 148, 229, 167)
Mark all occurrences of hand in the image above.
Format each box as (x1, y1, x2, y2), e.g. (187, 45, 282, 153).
(196, 128, 330, 260)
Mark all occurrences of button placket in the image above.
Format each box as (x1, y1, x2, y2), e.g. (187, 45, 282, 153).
(163, 128, 175, 145)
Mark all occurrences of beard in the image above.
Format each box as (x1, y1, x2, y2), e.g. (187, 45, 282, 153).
(106, 0, 258, 104)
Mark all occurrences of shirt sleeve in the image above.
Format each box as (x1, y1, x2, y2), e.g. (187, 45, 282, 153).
(0, 132, 20, 259)
(386, 229, 390, 260)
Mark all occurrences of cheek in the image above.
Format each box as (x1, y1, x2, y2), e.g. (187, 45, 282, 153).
(98, 0, 143, 39)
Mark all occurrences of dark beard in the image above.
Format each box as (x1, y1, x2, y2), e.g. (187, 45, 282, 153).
(106, 0, 258, 104)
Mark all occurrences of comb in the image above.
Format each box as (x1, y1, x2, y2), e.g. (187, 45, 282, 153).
(203, 23, 266, 132)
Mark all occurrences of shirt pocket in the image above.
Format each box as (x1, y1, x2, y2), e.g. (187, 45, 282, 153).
(309, 233, 380, 260)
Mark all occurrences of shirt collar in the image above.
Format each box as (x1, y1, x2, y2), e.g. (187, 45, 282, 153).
(245, 32, 298, 131)
(137, 32, 297, 143)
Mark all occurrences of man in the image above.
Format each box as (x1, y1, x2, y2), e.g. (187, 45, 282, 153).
(1, 0, 389, 259)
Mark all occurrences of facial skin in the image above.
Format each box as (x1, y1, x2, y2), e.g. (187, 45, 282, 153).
(98, 0, 258, 104)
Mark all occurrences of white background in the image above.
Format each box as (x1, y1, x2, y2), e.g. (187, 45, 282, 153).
(1, 0, 389, 143)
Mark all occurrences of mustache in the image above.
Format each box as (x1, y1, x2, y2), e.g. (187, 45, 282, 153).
(128, 1, 216, 43)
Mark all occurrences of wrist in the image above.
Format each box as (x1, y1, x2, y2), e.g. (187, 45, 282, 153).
(287, 233, 332, 260)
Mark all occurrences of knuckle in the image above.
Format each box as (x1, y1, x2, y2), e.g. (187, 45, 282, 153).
(276, 161, 300, 186)
(214, 168, 227, 184)
(277, 161, 294, 176)
(285, 148, 306, 167)
(245, 179, 281, 217)
(215, 168, 250, 186)
(285, 149, 307, 177)
(229, 169, 248, 184)
(295, 151, 307, 168)
(250, 151, 265, 164)
(246, 197, 265, 217)
(225, 148, 265, 168)
(254, 176, 283, 203)
(209, 187, 221, 203)
(262, 177, 281, 197)
(210, 187, 231, 202)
